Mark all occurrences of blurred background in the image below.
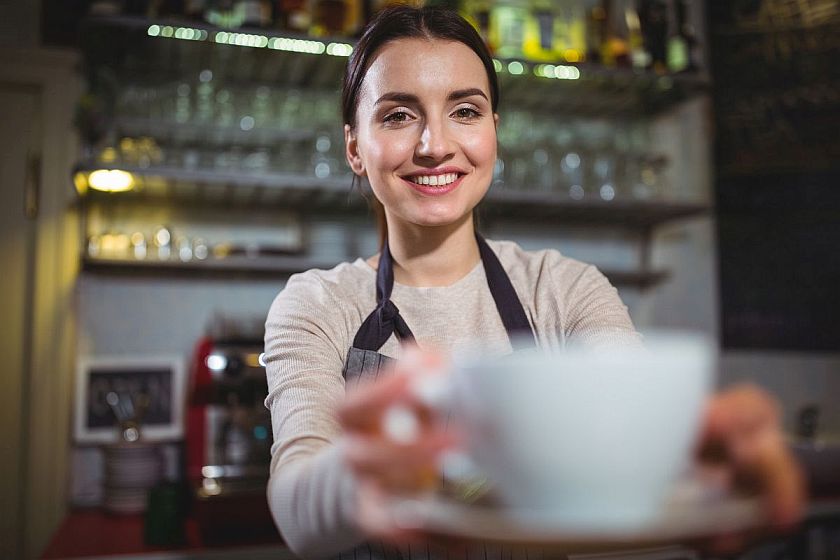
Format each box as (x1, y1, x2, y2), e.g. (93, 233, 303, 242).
(1, 0, 838, 558)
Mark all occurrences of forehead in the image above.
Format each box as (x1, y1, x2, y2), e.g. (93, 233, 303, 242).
(359, 38, 490, 103)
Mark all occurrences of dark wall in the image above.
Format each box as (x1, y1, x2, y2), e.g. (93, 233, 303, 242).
(708, 2, 840, 351)
(41, 0, 90, 46)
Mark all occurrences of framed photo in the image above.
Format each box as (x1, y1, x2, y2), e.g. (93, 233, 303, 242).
(74, 355, 186, 444)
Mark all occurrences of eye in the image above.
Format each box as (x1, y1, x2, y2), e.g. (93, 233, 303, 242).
(453, 107, 481, 120)
(383, 110, 411, 123)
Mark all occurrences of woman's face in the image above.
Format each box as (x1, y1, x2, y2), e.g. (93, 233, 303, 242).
(345, 38, 498, 230)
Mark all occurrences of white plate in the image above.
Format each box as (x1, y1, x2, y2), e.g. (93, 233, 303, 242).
(386, 486, 765, 552)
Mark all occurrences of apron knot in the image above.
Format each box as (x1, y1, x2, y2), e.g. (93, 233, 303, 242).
(354, 300, 415, 350)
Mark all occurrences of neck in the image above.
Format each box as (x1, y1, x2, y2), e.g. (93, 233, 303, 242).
(384, 214, 480, 287)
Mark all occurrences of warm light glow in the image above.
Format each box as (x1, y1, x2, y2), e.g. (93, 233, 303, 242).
(74, 172, 89, 195)
(245, 353, 263, 368)
(563, 49, 581, 63)
(202, 478, 222, 496)
(87, 169, 135, 193)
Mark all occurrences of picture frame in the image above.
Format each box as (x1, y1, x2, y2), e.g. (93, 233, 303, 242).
(74, 355, 186, 444)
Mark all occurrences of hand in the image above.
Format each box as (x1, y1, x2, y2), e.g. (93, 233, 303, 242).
(696, 384, 806, 553)
(338, 346, 456, 543)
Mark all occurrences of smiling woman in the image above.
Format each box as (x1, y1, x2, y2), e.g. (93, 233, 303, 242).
(345, 38, 498, 262)
(263, 8, 643, 559)
(262, 5, 802, 560)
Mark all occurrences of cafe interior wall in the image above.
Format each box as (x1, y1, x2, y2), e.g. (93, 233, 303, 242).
(4, 4, 836, 558)
(75, 91, 840, 505)
(0, 1, 82, 557)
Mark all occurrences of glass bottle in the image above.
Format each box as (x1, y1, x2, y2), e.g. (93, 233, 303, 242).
(489, 0, 529, 60)
(638, 0, 667, 72)
(585, 0, 607, 64)
(309, 0, 349, 36)
(461, 0, 492, 47)
(238, 0, 273, 27)
(667, 0, 697, 72)
(554, 0, 587, 63)
(275, 0, 311, 32)
(523, 0, 557, 62)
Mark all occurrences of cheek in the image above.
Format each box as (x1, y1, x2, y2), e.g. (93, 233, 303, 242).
(362, 131, 416, 174)
(461, 126, 497, 166)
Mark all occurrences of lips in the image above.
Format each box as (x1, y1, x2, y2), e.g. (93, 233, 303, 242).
(406, 172, 461, 187)
(400, 167, 468, 195)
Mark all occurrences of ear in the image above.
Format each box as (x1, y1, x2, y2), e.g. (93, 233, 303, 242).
(493, 113, 499, 129)
(344, 124, 366, 176)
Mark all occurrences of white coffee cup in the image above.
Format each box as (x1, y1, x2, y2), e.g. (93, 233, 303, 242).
(401, 332, 716, 530)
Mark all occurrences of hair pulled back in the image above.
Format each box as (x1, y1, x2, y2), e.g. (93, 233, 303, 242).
(341, 6, 499, 248)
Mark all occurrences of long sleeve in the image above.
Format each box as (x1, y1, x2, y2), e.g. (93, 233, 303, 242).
(263, 272, 366, 558)
(560, 263, 643, 349)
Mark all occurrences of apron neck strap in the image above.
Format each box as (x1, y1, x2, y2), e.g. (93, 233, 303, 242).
(353, 237, 415, 350)
(476, 234, 537, 348)
(353, 233, 536, 352)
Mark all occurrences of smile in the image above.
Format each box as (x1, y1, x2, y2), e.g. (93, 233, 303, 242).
(407, 172, 462, 186)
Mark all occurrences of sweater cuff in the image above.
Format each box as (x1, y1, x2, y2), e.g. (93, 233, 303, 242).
(268, 440, 365, 558)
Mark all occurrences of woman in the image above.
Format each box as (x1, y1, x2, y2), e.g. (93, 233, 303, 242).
(264, 6, 803, 559)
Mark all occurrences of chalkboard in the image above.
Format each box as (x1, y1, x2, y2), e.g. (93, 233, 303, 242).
(709, 2, 840, 351)
(74, 356, 186, 443)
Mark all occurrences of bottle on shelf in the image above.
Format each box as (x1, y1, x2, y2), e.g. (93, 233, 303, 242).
(623, 0, 651, 69)
(638, 0, 668, 73)
(522, 0, 557, 62)
(309, 0, 352, 37)
(584, 0, 607, 64)
(184, 0, 207, 19)
(489, 0, 530, 59)
(667, 0, 698, 72)
(274, 0, 311, 32)
(553, 0, 587, 63)
(204, 0, 245, 27)
(600, 0, 631, 67)
(238, 0, 273, 27)
(460, 0, 492, 47)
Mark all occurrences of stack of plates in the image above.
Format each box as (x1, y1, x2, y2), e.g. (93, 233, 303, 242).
(103, 443, 163, 514)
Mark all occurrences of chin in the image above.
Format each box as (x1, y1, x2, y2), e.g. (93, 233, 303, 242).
(399, 200, 477, 229)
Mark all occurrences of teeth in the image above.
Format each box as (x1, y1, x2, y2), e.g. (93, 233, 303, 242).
(410, 173, 459, 186)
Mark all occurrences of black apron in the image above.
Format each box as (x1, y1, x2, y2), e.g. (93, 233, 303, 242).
(342, 232, 537, 385)
(338, 233, 542, 560)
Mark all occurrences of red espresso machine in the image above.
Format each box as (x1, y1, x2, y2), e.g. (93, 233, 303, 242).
(186, 336, 278, 543)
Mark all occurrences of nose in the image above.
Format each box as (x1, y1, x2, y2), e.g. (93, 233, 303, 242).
(416, 117, 455, 161)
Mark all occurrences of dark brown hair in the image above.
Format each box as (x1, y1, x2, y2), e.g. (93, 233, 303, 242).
(341, 5, 500, 248)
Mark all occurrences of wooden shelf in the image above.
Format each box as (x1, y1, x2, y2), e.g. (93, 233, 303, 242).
(80, 15, 708, 117)
(75, 163, 710, 229)
(82, 255, 339, 279)
(81, 256, 670, 289)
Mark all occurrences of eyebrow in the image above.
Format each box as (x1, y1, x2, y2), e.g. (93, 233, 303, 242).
(374, 88, 489, 106)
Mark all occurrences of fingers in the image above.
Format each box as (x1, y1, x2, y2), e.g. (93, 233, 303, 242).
(339, 373, 413, 433)
(740, 429, 805, 529)
(345, 432, 457, 492)
(701, 384, 780, 447)
(699, 384, 806, 530)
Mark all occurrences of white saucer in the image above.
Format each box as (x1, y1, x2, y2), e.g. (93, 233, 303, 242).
(386, 483, 765, 552)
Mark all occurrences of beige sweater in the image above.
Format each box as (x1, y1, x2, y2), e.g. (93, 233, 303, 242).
(263, 239, 640, 559)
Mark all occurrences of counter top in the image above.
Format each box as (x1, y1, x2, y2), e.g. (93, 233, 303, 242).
(40, 509, 288, 560)
(41, 498, 840, 560)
